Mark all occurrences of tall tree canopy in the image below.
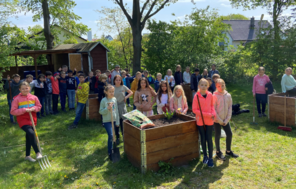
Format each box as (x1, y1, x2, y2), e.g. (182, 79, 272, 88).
(220, 13, 249, 20)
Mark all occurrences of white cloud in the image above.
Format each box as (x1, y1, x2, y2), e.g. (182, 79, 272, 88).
(177, 0, 205, 2)
(221, 3, 231, 7)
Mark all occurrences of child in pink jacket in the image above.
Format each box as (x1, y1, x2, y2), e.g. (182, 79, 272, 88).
(252, 67, 270, 117)
(10, 82, 43, 162)
(213, 79, 239, 161)
(169, 85, 188, 114)
(192, 78, 216, 168)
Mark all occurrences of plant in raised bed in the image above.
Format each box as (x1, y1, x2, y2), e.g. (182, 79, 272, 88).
(164, 110, 174, 120)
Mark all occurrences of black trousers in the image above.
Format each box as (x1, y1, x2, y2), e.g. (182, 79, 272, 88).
(256, 94, 267, 114)
(21, 125, 40, 156)
(115, 119, 124, 139)
(197, 125, 213, 158)
(52, 94, 59, 113)
(214, 123, 233, 152)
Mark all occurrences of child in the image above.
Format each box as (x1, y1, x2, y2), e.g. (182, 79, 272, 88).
(50, 72, 60, 114)
(21, 74, 35, 92)
(66, 70, 76, 110)
(190, 68, 202, 99)
(169, 85, 188, 114)
(5, 74, 21, 124)
(124, 68, 131, 77)
(113, 75, 133, 143)
(206, 77, 214, 94)
(99, 85, 120, 161)
(164, 69, 175, 91)
(211, 73, 220, 92)
(174, 65, 183, 85)
(131, 72, 142, 110)
(192, 78, 216, 168)
(68, 74, 89, 130)
(134, 78, 157, 116)
(213, 79, 239, 160)
(281, 67, 296, 96)
(121, 71, 132, 107)
(111, 65, 121, 85)
(98, 74, 107, 103)
(154, 73, 163, 93)
(86, 71, 94, 94)
(106, 70, 112, 84)
(252, 67, 270, 117)
(10, 82, 42, 162)
(75, 71, 84, 85)
(92, 70, 101, 94)
(45, 71, 53, 115)
(183, 66, 191, 84)
(209, 64, 219, 78)
(156, 80, 172, 114)
(59, 71, 67, 112)
(33, 74, 47, 118)
(144, 71, 154, 85)
(202, 69, 208, 79)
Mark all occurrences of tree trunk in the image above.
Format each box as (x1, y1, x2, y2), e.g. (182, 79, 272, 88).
(272, 0, 280, 77)
(42, 0, 54, 50)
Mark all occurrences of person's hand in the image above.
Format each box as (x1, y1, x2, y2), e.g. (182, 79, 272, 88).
(26, 108, 32, 113)
(107, 103, 113, 110)
(265, 87, 268, 91)
(211, 115, 215, 121)
(74, 68, 77, 71)
(222, 122, 227, 126)
(253, 94, 255, 97)
(7, 75, 10, 80)
(192, 90, 195, 92)
(170, 78, 173, 82)
(58, 67, 62, 71)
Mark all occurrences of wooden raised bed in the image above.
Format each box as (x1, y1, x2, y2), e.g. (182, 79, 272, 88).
(123, 113, 199, 173)
(268, 93, 296, 127)
(82, 94, 101, 121)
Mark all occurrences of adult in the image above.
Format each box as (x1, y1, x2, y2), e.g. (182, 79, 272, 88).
(111, 65, 121, 85)
(209, 64, 219, 78)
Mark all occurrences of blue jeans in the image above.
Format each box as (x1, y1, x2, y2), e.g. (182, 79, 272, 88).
(45, 94, 53, 115)
(60, 92, 67, 111)
(67, 90, 76, 109)
(73, 102, 85, 125)
(103, 122, 115, 155)
(8, 99, 14, 123)
(37, 96, 45, 117)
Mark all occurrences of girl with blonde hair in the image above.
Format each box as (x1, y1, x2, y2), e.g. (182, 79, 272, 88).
(169, 85, 188, 114)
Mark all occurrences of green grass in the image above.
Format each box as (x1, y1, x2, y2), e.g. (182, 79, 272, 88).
(0, 83, 296, 189)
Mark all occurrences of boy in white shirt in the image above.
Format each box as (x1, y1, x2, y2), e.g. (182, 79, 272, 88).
(183, 66, 191, 84)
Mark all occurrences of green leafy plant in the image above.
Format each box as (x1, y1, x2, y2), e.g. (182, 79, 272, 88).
(158, 158, 174, 175)
(164, 110, 174, 120)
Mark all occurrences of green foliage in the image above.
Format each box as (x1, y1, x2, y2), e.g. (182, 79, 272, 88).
(63, 36, 78, 44)
(158, 158, 174, 175)
(220, 13, 249, 20)
(164, 110, 174, 121)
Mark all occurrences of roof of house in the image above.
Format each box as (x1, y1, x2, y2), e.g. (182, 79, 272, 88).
(222, 20, 271, 41)
(54, 42, 110, 52)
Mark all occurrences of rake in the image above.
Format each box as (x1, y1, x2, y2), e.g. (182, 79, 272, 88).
(250, 96, 258, 125)
(277, 95, 292, 132)
(29, 112, 51, 170)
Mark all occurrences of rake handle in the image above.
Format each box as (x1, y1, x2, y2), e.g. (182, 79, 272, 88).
(109, 104, 116, 143)
(196, 92, 206, 130)
(28, 112, 42, 154)
(284, 95, 286, 127)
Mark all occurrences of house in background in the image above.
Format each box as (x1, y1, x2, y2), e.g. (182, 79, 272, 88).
(220, 17, 271, 50)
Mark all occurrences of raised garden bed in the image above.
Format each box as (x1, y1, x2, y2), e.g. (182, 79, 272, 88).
(269, 93, 296, 127)
(82, 94, 101, 121)
(123, 113, 199, 173)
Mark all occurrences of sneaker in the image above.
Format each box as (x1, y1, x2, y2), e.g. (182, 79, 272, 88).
(262, 113, 267, 117)
(128, 104, 132, 107)
(203, 156, 208, 164)
(108, 154, 113, 161)
(207, 158, 214, 167)
(25, 156, 36, 162)
(216, 151, 226, 161)
(221, 129, 226, 138)
(68, 124, 77, 130)
(36, 153, 43, 160)
(258, 114, 262, 117)
(226, 151, 239, 158)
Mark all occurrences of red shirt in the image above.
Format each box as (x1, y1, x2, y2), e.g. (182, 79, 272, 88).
(50, 76, 60, 94)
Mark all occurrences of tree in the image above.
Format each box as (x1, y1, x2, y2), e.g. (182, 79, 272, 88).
(220, 13, 249, 20)
(112, 0, 178, 74)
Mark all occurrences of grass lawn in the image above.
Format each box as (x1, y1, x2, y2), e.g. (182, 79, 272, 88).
(0, 83, 295, 189)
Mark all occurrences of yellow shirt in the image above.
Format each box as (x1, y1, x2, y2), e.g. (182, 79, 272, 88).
(77, 82, 89, 104)
(131, 78, 139, 98)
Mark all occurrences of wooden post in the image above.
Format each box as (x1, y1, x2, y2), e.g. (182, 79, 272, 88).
(34, 55, 38, 78)
(15, 56, 18, 74)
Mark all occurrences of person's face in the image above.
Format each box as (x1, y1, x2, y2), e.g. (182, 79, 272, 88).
(20, 85, 30, 96)
(62, 67, 68, 72)
(26, 77, 33, 83)
(177, 67, 181, 72)
(161, 83, 167, 92)
(95, 72, 100, 76)
(212, 65, 215, 70)
(68, 73, 73, 77)
(199, 81, 208, 92)
(157, 75, 162, 81)
(106, 88, 115, 98)
(79, 76, 85, 83)
(195, 71, 199, 76)
(89, 72, 94, 77)
(213, 77, 218, 82)
(61, 73, 66, 78)
(136, 74, 142, 80)
(186, 67, 190, 72)
(167, 71, 172, 76)
(207, 79, 212, 86)
(106, 72, 110, 76)
(39, 77, 46, 82)
(203, 70, 208, 75)
(121, 73, 126, 78)
(144, 73, 148, 77)
(115, 77, 122, 86)
(259, 69, 265, 76)
(286, 69, 292, 75)
(175, 89, 182, 98)
(102, 79, 107, 83)
(14, 77, 20, 83)
(140, 80, 147, 89)
(115, 67, 120, 71)
(56, 75, 60, 79)
(47, 75, 52, 79)
(216, 82, 225, 93)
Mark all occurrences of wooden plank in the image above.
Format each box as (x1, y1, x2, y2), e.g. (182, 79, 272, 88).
(88, 113, 101, 121)
(146, 131, 199, 153)
(269, 104, 295, 113)
(124, 133, 141, 153)
(126, 154, 141, 169)
(145, 121, 197, 141)
(269, 112, 295, 126)
(124, 142, 141, 164)
(146, 142, 199, 165)
(269, 96, 295, 107)
(89, 94, 98, 98)
(123, 121, 141, 141)
(69, 54, 82, 72)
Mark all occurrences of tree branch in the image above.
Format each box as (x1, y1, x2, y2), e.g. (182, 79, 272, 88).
(140, 0, 150, 17)
(114, 0, 132, 25)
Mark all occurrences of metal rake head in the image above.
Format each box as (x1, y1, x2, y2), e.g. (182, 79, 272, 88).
(38, 155, 51, 170)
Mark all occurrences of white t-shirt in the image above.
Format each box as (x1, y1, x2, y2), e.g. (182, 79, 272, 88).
(183, 71, 191, 84)
(164, 75, 175, 87)
(160, 94, 168, 105)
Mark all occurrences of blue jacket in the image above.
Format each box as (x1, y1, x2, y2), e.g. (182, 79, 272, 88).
(209, 70, 219, 78)
(123, 76, 131, 89)
(146, 76, 155, 85)
(190, 74, 202, 91)
(154, 79, 163, 93)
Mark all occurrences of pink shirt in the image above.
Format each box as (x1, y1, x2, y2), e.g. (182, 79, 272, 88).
(252, 74, 270, 95)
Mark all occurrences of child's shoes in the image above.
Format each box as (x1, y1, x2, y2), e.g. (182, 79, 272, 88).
(226, 151, 239, 158)
(207, 158, 214, 168)
(203, 156, 208, 164)
(36, 153, 43, 160)
(216, 151, 226, 161)
(25, 156, 36, 162)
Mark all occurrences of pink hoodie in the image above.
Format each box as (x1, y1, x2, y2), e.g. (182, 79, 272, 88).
(252, 74, 270, 95)
(169, 96, 188, 114)
(192, 91, 216, 126)
(213, 91, 232, 125)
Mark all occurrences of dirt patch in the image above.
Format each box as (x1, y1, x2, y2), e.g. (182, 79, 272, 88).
(148, 117, 186, 128)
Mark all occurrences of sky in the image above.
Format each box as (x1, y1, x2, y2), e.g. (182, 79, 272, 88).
(7, 0, 293, 39)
